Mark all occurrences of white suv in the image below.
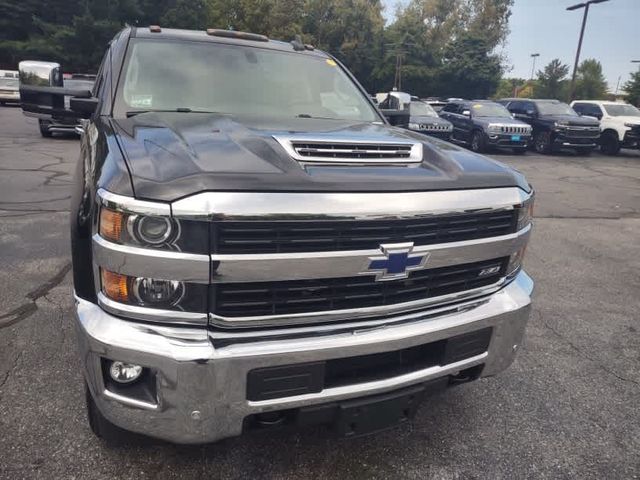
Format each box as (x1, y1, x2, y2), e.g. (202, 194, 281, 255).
(571, 100, 640, 155)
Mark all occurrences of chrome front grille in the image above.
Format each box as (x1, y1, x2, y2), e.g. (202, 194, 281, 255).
(564, 126, 600, 138)
(499, 126, 529, 134)
(212, 257, 507, 318)
(273, 135, 423, 164)
(421, 124, 450, 131)
(172, 188, 533, 327)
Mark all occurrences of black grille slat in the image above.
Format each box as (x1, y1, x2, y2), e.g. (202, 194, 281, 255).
(213, 211, 517, 254)
(213, 258, 507, 318)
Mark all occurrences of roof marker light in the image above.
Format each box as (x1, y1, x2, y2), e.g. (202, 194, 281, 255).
(149, 25, 161, 33)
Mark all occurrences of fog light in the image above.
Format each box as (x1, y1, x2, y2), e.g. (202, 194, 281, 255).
(507, 245, 527, 276)
(132, 277, 184, 306)
(109, 361, 143, 384)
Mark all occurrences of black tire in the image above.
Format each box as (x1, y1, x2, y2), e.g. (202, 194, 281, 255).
(575, 147, 593, 156)
(533, 130, 552, 154)
(512, 148, 527, 155)
(86, 385, 134, 445)
(470, 130, 486, 153)
(600, 132, 621, 155)
(39, 120, 52, 138)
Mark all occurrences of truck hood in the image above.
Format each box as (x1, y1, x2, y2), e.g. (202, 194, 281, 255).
(111, 112, 529, 202)
(473, 116, 529, 127)
(539, 114, 599, 126)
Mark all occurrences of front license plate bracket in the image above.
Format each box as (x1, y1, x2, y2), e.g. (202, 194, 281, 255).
(336, 385, 426, 437)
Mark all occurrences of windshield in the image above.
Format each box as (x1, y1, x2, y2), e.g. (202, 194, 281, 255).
(471, 103, 512, 118)
(409, 101, 438, 117)
(116, 39, 379, 122)
(603, 103, 640, 117)
(537, 102, 577, 116)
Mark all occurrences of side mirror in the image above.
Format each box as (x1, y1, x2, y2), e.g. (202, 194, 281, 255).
(380, 108, 410, 126)
(19, 60, 63, 87)
(461, 110, 471, 117)
(19, 60, 97, 120)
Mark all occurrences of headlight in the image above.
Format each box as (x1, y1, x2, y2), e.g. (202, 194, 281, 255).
(554, 121, 568, 129)
(624, 122, 640, 128)
(408, 122, 421, 130)
(516, 193, 535, 231)
(99, 206, 180, 247)
(100, 269, 197, 309)
(487, 124, 501, 134)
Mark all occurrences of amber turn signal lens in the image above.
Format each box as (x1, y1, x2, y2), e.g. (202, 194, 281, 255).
(99, 207, 125, 243)
(101, 269, 130, 303)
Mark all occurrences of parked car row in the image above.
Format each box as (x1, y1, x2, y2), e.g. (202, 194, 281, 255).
(373, 91, 640, 156)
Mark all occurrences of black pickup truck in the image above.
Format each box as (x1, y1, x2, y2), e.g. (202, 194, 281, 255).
(19, 26, 534, 445)
(498, 98, 600, 155)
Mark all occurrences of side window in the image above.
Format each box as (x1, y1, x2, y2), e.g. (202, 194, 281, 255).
(573, 103, 587, 115)
(442, 103, 458, 113)
(589, 104, 603, 117)
(522, 101, 536, 114)
(508, 101, 522, 114)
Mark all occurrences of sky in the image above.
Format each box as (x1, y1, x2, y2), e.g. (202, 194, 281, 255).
(382, 0, 640, 93)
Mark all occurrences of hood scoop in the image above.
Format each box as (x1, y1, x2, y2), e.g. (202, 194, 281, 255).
(273, 135, 423, 165)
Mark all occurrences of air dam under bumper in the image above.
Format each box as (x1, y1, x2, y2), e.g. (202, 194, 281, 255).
(76, 271, 533, 444)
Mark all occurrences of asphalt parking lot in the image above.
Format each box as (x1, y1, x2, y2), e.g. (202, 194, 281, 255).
(0, 105, 638, 479)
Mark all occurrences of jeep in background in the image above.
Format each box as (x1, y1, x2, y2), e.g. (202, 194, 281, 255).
(498, 98, 600, 155)
(439, 100, 531, 154)
(571, 100, 640, 155)
(19, 27, 534, 445)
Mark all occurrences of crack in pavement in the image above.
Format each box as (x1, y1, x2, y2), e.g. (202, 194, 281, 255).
(535, 310, 639, 388)
(0, 349, 23, 394)
(0, 262, 72, 330)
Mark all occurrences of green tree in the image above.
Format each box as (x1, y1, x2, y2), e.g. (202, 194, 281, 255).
(493, 77, 526, 99)
(534, 58, 569, 99)
(302, 0, 385, 93)
(377, 0, 513, 97)
(437, 32, 502, 98)
(574, 58, 608, 99)
(623, 70, 640, 106)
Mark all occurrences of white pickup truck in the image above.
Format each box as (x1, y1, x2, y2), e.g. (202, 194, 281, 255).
(571, 100, 640, 155)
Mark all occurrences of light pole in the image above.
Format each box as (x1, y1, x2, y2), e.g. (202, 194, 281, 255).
(566, 0, 610, 102)
(530, 53, 540, 81)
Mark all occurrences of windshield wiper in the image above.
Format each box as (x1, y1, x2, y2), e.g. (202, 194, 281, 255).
(296, 114, 350, 121)
(126, 108, 223, 117)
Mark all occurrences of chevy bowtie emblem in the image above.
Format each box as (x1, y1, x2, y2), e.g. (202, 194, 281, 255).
(362, 242, 430, 282)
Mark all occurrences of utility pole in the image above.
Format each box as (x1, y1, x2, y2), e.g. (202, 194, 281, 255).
(530, 53, 540, 81)
(567, 0, 610, 102)
(386, 39, 415, 92)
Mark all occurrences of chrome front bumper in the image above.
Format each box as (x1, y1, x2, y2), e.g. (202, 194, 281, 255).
(76, 271, 533, 444)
